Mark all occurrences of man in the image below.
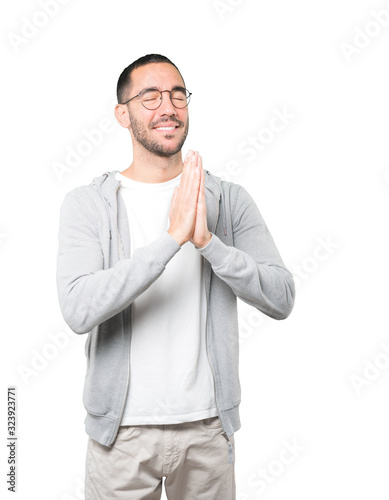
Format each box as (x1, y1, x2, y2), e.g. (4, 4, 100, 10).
(56, 53, 295, 499)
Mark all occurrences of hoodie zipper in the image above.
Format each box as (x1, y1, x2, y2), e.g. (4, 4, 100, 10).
(112, 235, 132, 443)
(97, 175, 112, 241)
(110, 303, 132, 444)
(98, 174, 131, 446)
(204, 189, 233, 464)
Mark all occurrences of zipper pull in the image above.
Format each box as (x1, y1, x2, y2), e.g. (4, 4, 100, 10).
(222, 432, 234, 464)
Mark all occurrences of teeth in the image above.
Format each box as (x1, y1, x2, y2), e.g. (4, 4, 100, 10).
(156, 126, 176, 130)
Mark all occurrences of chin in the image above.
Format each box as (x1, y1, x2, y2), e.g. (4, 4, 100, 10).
(156, 148, 182, 158)
(158, 140, 186, 157)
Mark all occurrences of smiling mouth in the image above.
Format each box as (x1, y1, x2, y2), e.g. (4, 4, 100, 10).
(154, 126, 179, 131)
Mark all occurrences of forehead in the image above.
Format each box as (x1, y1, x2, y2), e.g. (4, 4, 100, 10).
(130, 62, 185, 92)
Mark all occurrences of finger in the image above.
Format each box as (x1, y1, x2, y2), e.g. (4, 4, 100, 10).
(190, 157, 201, 204)
(168, 189, 176, 226)
(187, 154, 199, 189)
(170, 187, 177, 209)
(198, 155, 203, 171)
(198, 157, 204, 206)
(181, 150, 196, 192)
(180, 155, 199, 209)
(184, 150, 194, 162)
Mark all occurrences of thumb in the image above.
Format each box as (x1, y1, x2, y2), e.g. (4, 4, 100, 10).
(171, 187, 178, 209)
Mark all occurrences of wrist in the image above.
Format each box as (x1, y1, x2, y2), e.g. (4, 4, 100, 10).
(195, 233, 212, 249)
(167, 230, 185, 247)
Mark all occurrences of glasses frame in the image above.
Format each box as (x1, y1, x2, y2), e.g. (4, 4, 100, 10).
(120, 87, 192, 110)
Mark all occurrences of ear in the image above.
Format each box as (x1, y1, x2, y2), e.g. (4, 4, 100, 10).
(114, 103, 131, 129)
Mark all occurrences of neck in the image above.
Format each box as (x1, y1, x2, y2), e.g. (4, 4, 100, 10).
(120, 143, 183, 183)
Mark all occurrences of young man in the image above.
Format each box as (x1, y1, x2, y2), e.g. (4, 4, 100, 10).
(56, 53, 295, 499)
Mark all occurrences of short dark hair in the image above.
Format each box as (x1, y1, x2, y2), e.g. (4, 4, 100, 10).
(116, 54, 185, 104)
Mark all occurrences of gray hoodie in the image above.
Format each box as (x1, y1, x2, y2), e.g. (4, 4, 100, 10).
(56, 168, 295, 464)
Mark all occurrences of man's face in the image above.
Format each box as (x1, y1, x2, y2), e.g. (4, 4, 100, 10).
(125, 62, 189, 157)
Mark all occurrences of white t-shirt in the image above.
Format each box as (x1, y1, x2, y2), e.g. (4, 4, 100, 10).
(116, 170, 218, 425)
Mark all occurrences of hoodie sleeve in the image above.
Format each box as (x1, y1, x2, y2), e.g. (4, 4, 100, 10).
(56, 189, 181, 334)
(196, 184, 295, 320)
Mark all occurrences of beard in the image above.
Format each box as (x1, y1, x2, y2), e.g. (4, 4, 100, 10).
(128, 112, 189, 157)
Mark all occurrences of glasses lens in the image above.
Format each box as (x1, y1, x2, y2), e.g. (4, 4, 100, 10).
(140, 90, 162, 109)
(171, 89, 190, 108)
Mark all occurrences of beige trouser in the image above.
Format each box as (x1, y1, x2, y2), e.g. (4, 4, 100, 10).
(85, 416, 236, 500)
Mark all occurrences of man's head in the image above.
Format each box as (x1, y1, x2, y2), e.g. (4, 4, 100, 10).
(115, 54, 190, 158)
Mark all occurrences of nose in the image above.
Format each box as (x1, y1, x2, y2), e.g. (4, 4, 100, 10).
(157, 90, 177, 116)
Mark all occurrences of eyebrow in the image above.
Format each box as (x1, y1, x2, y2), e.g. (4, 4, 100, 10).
(140, 85, 186, 93)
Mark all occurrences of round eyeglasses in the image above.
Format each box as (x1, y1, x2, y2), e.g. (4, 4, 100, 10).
(120, 87, 192, 110)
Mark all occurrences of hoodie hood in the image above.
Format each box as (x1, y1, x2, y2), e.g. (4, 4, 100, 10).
(92, 169, 228, 237)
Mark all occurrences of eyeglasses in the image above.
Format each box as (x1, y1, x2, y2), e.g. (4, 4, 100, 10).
(120, 87, 192, 110)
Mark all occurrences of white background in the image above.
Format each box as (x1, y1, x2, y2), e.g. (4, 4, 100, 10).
(2, 0, 389, 498)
